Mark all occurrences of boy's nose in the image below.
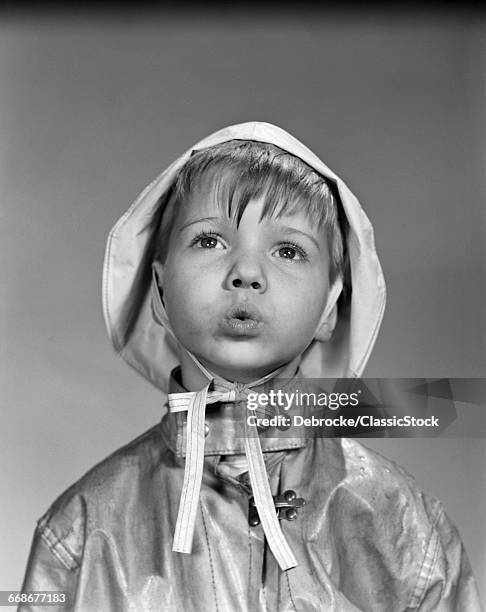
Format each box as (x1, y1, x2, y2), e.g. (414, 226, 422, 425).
(225, 256, 267, 293)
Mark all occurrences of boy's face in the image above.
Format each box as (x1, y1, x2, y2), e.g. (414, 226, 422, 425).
(161, 179, 333, 382)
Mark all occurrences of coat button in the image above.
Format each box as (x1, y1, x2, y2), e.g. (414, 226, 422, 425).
(204, 424, 210, 437)
(283, 490, 296, 502)
(285, 508, 298, 521)
(249, 515, 260, 527)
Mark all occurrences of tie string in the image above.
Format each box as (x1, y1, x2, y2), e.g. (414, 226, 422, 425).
(168, 376, 298, 571)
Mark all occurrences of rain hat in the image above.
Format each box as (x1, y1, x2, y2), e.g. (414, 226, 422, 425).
(103, 121, 386, 392)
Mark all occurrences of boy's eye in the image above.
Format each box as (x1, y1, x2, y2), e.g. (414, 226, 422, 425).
(274, 243, 307, 262)
(278, 246, 298, 260)
(200, 236, 218, 249)
(190, 232, 225, 250)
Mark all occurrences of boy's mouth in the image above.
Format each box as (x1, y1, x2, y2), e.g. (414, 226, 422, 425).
(221, 304, 263, 337)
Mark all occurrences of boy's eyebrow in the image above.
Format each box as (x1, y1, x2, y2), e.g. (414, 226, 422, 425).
(179, 216, 222, 232)
(277, 226, 321, 250)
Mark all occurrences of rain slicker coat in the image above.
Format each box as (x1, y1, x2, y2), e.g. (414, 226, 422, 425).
(21, 123, 482, 611)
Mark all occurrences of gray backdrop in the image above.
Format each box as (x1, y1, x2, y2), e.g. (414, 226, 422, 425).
(1, 9, 485, 602)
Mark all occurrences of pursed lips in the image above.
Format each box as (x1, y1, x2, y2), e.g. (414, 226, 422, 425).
(220, 303, 264, 337)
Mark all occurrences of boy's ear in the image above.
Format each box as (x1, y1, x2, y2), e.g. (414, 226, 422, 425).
(314, 277, 343, 342)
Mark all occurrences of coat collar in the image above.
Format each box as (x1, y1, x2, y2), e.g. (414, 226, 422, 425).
(160, 368, 310, 457)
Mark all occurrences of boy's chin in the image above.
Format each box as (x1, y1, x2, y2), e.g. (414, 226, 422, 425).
(194, 339, 302, 383)
(201, 354, 282, 384)
(208, 362, 274, 383)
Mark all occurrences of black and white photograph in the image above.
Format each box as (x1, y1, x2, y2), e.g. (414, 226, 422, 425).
(1, 5, 485, 611)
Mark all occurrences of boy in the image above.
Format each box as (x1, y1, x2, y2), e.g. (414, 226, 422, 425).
(21, 122, 482, 610)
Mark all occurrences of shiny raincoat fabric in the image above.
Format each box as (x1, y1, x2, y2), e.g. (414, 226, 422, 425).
(21, 123, 482, 611)
(21, 409, 482, 611)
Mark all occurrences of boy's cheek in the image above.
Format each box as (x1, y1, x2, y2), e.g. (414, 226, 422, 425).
(163, 268, 205, 308)
(276, 292, 323, 323)
(167, 300, 218, 337)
